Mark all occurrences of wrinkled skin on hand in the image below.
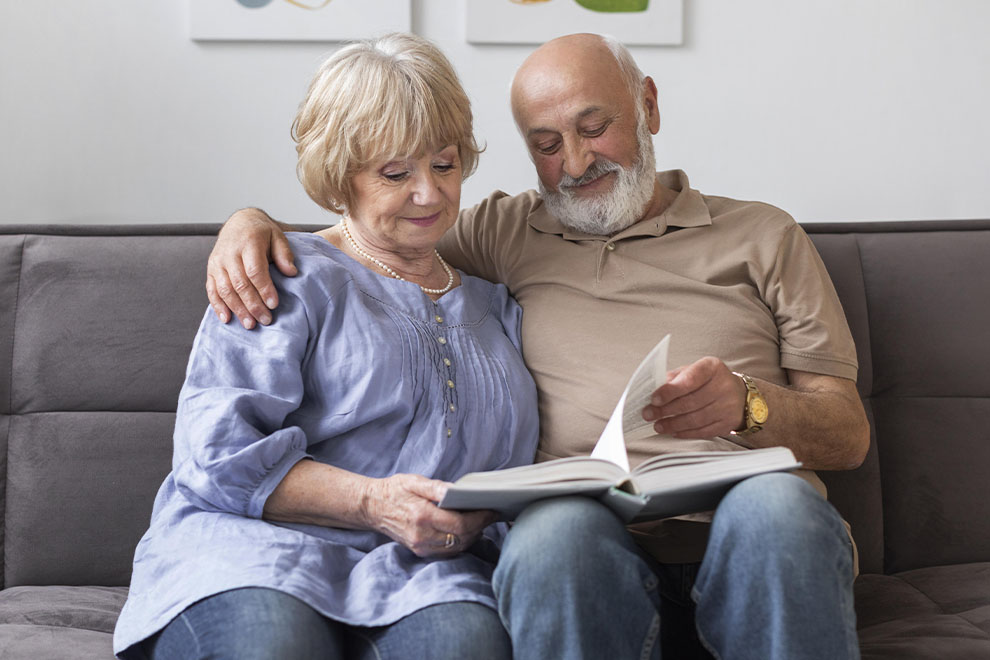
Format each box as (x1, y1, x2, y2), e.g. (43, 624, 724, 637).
(641, 356, 747, 440)
(365, 474, 496, 558)
(206, 208, 297, 329)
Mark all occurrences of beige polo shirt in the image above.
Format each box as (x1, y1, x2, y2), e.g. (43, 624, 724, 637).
(439, 169, 858, 563)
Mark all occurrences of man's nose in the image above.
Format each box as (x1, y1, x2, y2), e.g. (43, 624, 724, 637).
(561, 137, 595, 180)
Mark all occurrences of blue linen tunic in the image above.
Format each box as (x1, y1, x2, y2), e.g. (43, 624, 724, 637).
(113, 233, 539, 655)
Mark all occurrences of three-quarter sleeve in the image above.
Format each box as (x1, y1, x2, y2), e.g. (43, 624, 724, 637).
(171, 288, 314, 519)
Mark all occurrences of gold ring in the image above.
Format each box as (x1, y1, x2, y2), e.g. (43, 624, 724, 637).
(444, 532, 457, 549)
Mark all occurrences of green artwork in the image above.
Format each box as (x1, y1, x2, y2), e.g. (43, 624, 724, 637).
(574, 0, 649, 12)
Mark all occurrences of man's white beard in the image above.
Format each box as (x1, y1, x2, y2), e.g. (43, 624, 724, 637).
(539, 119, 657, 236)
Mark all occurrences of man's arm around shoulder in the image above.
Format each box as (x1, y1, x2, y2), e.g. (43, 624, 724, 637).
(207, 208, 299, 329)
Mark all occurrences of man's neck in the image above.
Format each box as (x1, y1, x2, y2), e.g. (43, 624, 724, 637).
(636, 179, 678, 224)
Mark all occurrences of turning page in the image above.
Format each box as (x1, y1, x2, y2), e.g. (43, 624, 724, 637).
(590, 334, 671, 472)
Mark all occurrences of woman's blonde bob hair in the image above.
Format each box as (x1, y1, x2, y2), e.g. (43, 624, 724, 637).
(292, 33, 481, 214)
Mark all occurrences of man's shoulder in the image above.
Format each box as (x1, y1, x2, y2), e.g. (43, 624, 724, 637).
(459, 188, 543, 227)
(699, 191, 799, 239)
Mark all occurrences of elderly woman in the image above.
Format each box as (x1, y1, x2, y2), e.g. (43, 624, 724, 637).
(112, 33, 538, 659)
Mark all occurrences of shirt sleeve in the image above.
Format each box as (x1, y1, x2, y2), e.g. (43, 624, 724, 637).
(763, 223, 859, 379)
(171, 282, 315, 519)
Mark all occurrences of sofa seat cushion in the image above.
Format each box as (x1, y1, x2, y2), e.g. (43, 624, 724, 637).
(0, 585, 127, 659)
(856, 562, 990, 659)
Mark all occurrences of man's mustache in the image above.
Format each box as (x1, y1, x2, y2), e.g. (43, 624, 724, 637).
(559, 158, 623, 191)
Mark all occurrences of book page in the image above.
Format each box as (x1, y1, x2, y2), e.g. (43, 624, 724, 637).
(590, 334, 670, 472)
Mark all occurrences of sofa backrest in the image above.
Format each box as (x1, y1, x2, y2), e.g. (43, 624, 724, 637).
(0, 225, 219, 589)
(809, 220, 990, 574)
(1, 221, 988, 588)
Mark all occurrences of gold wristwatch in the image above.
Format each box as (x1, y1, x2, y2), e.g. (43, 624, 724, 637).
(731, 372, 768, 437)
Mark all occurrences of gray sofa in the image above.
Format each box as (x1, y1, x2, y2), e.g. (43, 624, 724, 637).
(1, 220, 988, 659)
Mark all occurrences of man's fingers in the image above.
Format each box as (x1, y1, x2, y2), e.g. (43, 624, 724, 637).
(213, 268, 257, 330)
(226, 261, 273, 326)
(272, 234, 299, 278)
(243, 249, 280, 312)
(205, 275, 231, 324)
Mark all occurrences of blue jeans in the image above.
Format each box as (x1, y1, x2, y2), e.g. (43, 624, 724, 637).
(138, 587, 510, 660)
(493, 472, 859, 660)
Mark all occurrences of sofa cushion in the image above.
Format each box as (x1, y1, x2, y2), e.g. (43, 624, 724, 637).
(0, 585, 126, 659)
(856, 562, 990, 659)
(3, 412, 173, 587)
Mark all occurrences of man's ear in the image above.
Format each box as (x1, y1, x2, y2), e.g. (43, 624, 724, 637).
(643, 76, 660, 134)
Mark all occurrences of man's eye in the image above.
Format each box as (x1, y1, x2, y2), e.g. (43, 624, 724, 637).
(535, 141, 560, 155)
(584, 124, 607, 137)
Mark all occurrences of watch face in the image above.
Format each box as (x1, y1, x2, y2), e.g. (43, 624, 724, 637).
(750, 396, 769, 424)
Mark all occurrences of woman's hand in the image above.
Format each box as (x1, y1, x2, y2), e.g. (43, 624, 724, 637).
(206, 207, 297, 330)
(363, 474, 496, 558)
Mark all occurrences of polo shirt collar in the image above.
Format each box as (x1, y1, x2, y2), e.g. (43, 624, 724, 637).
(526, 169, 712, 241)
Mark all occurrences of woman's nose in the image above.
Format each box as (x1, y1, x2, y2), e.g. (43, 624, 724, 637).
(409, 171, 443, 205)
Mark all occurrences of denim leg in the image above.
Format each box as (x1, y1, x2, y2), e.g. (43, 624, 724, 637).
(691, 473, 859, 660)
(351, 601, 511, 660)
(144, 587, 346, 660)
(493, 495, 662, 660)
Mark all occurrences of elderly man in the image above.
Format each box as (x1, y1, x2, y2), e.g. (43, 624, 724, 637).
(207, 33, 868, 660)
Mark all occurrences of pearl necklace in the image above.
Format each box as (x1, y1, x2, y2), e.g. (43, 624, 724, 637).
(339, 216, 454, 295)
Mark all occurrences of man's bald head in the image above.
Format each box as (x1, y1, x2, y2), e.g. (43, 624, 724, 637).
(510, 33, 646, 127)
(508, 33, 663, 234)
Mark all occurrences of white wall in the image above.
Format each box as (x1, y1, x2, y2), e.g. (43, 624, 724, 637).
(1, 1, 988, 225)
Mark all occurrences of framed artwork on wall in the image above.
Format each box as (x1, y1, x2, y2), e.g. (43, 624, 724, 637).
(466, 0, 683, 46)
(190, 0, 411, 42)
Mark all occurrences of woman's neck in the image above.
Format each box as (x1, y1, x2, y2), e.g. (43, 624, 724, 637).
(320, 221, 454, 294)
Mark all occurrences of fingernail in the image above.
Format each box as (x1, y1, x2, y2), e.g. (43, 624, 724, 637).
(651, 395, 662, 406)
(266, 297, 277, 309)
(241, 317, 254, 330)
(218, 310, 228, 323)
(654, 422, 664, 433)
(642, 408, 655, 421)
(260, 313, 272, 326)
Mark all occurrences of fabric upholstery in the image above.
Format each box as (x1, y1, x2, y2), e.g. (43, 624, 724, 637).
(0, 585, 126, 658)
(856, 563, 990, 659)
(1, 220, 988, 658)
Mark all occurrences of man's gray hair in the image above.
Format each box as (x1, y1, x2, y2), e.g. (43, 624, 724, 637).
(600, 34, 647, 119)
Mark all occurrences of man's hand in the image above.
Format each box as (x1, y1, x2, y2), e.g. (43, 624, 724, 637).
(206, 208, 297, 329)
(642, 357, 870, 470)
(641, 357, 746, 439)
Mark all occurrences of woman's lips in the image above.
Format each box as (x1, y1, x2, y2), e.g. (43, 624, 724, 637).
(404, 212, 441, 227)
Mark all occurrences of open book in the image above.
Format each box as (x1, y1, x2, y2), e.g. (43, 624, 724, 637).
(440, 335, 801, 523)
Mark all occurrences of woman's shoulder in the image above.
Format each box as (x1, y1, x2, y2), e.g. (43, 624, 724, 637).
(275, 232, 357, 301)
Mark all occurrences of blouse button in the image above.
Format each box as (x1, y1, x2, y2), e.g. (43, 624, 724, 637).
(437, 337, 447, 345)
(443, 358, 451, 367)
(435, 315, 444, 323)
(449, 404, 455, 412)
(447, 428, 452, 437)
(447, 380, 455, 389)
(606, 242, 616, 251)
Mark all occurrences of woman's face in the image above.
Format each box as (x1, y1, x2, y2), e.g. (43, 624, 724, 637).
(346, 144, 462, 255)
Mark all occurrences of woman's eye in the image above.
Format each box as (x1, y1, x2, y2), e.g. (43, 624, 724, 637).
(383, 172, 409, 182)
(433, 162, 456, 173)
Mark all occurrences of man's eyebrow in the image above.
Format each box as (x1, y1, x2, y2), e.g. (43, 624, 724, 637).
(526, 107, 607, 138)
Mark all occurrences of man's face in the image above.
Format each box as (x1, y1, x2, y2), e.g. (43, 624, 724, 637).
(539, 114, 656, 235)
(511, 48, 659, 234)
